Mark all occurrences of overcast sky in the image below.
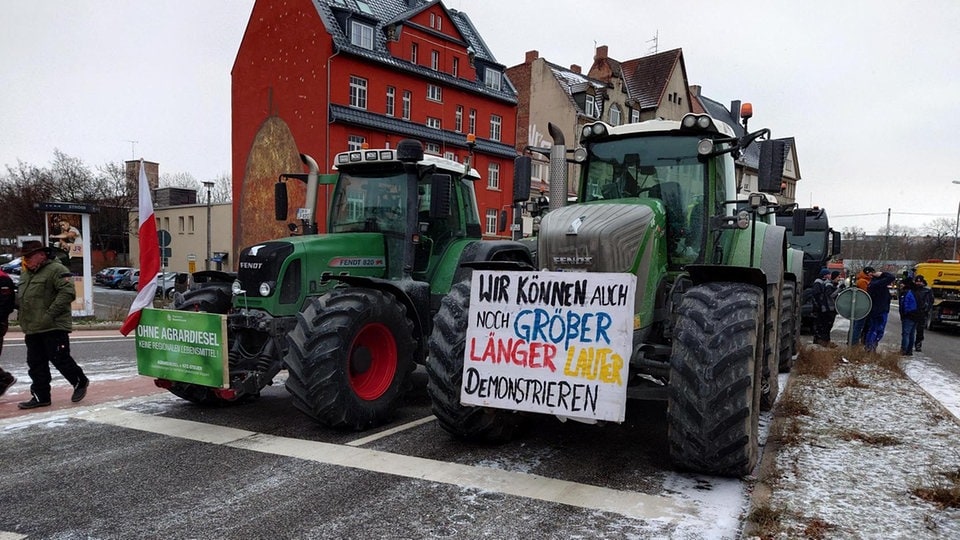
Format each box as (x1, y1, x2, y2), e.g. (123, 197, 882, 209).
(3, 1, 960, 234)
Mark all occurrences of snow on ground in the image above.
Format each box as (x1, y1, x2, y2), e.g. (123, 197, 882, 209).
(755, 317, 960, 539)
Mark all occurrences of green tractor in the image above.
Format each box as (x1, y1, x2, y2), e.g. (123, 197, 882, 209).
(162, 139, 533, 430)
(426, 109, 802, 476)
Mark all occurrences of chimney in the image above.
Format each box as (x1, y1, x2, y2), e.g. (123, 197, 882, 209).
(525, 50, 539, 64)
(570, 64, 581, 74)
(689, 85, 701, 97)
(595, 45, 608, 60)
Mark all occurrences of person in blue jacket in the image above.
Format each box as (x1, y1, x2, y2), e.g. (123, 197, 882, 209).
(898, 278, 919, 356)
(864, 270, 896, 352)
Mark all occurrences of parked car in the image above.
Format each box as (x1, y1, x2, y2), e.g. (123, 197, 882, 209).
(119, 269, 141, 290)
(156, 271, 185, 300)
(97, 267, 133, 288)
(1, 257, 22, 275)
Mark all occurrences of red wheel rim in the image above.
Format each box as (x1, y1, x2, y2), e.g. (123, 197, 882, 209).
(348, 322, 397, 400)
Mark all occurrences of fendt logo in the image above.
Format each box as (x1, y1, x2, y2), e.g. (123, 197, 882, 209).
(239, 262, 263, 270)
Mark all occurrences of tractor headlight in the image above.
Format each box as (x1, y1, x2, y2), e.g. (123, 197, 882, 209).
(259, 282, 273, 296)
(736, 210, 751, 229)
(697, 138, 714, 156)
(231, 280, 245, 295)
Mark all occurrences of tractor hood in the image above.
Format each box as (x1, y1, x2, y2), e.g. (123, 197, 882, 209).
(537, 202, 659, 274)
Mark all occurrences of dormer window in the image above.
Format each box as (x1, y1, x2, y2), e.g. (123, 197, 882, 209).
(484, 69, 502, 91)
(585, 94, 599, 118)
(350, 21, 374, 50)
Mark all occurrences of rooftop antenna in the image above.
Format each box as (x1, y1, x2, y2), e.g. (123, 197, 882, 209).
(647, 30, 659, 55)
(125, 140, 138, 159)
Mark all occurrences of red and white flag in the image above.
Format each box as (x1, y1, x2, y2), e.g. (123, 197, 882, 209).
(120, 161, 161, 336)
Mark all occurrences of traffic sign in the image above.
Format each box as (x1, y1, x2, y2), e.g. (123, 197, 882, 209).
(835, 287, 871, 321)
(157, 229, 172, 247)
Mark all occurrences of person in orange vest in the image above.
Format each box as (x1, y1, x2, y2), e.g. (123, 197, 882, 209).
(851, 266, 874, 344)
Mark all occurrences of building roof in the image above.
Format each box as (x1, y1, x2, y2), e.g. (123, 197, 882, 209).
(313, 0, 516, 103)
(620, 48, 685, 110)
(543, 60, 606, 117)
(329, 104, 517, 158)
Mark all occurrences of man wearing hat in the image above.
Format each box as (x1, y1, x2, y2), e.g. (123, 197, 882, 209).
(14, 240, 89, 409)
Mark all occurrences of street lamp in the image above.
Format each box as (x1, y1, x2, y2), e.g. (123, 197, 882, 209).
(203, 181, 214, 270)
(953, 180, 960, 260)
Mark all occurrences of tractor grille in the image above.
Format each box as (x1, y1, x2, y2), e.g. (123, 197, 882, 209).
(237, 242, 294, 295)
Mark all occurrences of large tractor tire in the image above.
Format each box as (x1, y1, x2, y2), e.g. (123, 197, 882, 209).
(285, 288, 415, 430)
(426, 279, 529, 442)
(759, 284, 780, 411)
(778, 280, 798, 372)
(667, 282, 763, 477)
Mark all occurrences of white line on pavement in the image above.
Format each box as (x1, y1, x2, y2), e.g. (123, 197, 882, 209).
(81, 407, 697, 521)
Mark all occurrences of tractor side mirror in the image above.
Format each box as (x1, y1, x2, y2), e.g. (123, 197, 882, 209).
(275, 181, 288, 221)
(792, 210, 806, 236)
(513, 156, 532, 203)
(757, 139, 787, 193)
(429, 173, 453, 218)
(499, 209, 508, 233)
(831, 230, 842, 256)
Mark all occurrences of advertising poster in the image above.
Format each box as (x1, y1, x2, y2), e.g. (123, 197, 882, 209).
(40, 206, 94, 316)
(135, 308, 229, 388)
(462, 270, 636, 422)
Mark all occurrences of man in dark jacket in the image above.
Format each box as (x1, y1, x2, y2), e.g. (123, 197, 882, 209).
(864, 270, 896, 352)
(913, 275, 934, 352)
(0, 266, 16, 396)
(15, 241, 89, 409)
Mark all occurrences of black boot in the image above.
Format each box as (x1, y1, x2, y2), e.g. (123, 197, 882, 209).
(18, 394, 52, 409)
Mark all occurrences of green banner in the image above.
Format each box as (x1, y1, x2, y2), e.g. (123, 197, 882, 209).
(135, 308, 229, 388)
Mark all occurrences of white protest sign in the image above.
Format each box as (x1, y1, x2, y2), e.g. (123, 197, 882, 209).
(461, 270, 636, 422)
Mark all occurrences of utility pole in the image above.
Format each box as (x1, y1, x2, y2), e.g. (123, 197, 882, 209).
(203, 181, 214, 270)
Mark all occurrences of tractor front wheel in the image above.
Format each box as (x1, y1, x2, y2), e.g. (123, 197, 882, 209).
(285, 288, 415, 430)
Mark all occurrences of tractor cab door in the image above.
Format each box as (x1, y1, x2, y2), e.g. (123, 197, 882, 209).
(414, 174, 465, 278)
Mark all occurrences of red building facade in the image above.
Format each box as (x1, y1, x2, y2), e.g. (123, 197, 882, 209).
(231, 0, 519, 255)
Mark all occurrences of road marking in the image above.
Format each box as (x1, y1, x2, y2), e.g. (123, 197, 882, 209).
(345, 415, 437, 446)
(82, 407, 696, 521)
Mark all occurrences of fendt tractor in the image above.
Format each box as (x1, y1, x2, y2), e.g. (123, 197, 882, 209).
(913, 259, 960, 331)
(776, 206, 841, 334)
(164, 139, 533, 429)
(426, 107, 802, 477)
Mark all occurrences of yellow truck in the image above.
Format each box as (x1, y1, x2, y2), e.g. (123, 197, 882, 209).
(914, 260, 960, 330)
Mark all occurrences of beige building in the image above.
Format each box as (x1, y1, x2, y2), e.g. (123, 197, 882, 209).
(129, 188, 233, 275)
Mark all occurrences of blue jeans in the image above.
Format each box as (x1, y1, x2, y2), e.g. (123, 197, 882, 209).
(900, 317, 917, 354)
(864, 312, 888, 352)
(851, 317, 869, 345)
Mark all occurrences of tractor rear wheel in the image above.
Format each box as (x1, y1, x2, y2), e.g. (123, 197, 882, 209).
(426, 279, 529, 442)
(668, 282, 763, 477)
(285, 288, 415, 430)
(779, 280, 798, 372)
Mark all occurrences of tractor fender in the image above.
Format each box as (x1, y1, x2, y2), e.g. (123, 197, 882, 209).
(453, 240, 535, 284)
(322, 275, 432, 364)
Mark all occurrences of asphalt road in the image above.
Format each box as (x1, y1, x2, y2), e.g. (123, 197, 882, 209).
(0, 288, 956, 538)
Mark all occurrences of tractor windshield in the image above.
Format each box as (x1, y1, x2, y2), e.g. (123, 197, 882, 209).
(580, 135, 707, 263)
(329, 171, 408, 235)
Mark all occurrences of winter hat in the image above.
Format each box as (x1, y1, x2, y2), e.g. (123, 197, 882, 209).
(819, 268, 830, 277)
(18, 240, 49, 257)
(862, 266, 875, 274)
(830, 271, 840, 280)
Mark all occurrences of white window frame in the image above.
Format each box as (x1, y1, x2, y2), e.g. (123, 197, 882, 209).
(631, 109, 640, 123)
(485, 209, 498, 235)
(484, 69, 502, 91)
(487, 162, 500, 190)
(348, 135, 365, 151)
(402, 90, 412, 120)
(609, 105, 621, 126)
(349, 76, 367, 109)
(455, 106, 463, 132)
(350, 21, 374, 50)
(469, 109, 476, 135)
(489, 114, 502, 142)
(411, 43, 418, 64)
(426, 117, 441, 130)
(427, 84, 442, 102)
(385, 86, 395, 117)
(452, 57, 459, 78)
(425, 142, 441, 155)
(585, 94, 598, 118)
(431, 50, 440, 71)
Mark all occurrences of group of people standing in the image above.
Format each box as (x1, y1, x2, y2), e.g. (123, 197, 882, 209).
(841, 267, 933, 354)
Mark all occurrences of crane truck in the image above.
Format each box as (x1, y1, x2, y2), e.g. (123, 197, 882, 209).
(913, 260, 960, 330)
